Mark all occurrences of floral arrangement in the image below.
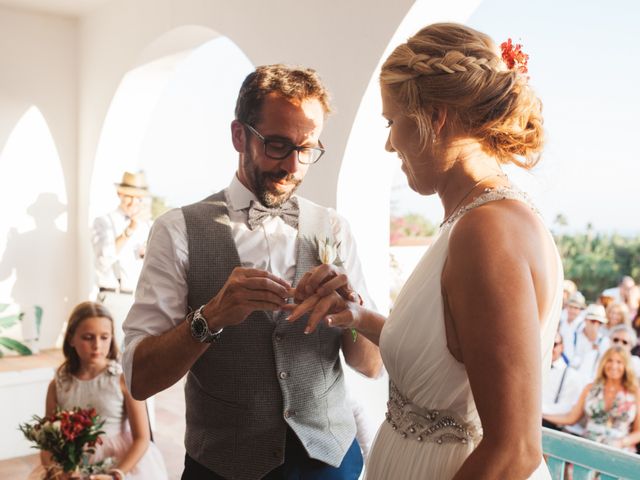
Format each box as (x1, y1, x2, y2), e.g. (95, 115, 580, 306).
(500, 38, 529, 74)
(19, 407, 109, 475)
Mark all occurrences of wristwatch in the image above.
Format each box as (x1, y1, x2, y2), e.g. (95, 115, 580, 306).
(187, 305, 223, 343)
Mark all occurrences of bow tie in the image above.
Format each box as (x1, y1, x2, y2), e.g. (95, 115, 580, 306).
(247, 198, 299, 230)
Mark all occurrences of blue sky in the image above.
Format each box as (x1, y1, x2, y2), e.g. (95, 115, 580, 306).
(392, 0, 640, 235)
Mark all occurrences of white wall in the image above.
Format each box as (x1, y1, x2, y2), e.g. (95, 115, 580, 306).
(0, 6, 78, 348)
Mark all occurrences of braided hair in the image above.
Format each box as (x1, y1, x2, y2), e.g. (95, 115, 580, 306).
(380, 23, 543, 168)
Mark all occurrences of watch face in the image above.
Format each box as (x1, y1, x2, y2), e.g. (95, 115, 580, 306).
(190, 315, 208, 341)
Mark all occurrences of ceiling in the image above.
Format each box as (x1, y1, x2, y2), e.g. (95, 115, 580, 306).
(0, 0, 110, 17)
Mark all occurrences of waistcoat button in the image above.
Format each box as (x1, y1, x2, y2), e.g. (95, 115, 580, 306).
(279, 371, 289, 380)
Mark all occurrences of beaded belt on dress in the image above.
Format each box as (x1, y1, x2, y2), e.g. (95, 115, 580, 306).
(385, 382, 482, 446)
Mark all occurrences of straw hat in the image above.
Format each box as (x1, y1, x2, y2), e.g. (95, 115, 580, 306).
(567, 291, 586, 309)
(115, 171, 149, 197)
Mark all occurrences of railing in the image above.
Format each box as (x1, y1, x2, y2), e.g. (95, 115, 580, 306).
(543, 427, 640, 479)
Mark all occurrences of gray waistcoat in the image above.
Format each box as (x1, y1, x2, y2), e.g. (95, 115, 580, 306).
(181, 191, 356, 480)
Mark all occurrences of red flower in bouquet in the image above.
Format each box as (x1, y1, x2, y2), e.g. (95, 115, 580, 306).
(19, 407, 105, 473)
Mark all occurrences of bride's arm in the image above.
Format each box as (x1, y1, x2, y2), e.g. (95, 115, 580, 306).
(444, 203, 555, 479)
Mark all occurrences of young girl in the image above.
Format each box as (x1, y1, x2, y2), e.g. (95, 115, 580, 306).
(30, 301, 168, 480)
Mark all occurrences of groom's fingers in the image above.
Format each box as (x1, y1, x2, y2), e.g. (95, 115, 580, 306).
(303, 293, 342, 334)
(286, 294, 320, 322)
(316, 273, 349, 297)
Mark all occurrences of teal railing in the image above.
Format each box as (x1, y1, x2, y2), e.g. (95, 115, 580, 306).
(543, 427, 640, 479)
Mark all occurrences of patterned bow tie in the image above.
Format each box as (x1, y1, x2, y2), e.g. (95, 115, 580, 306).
(247, 198, 299, 230)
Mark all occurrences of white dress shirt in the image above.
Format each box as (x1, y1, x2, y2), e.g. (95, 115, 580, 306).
(542, 357, 585, 416)
(570, 332, 610, 384)
(91, 208, 150, 292)
(558, 310, 585, 361)
(122, 175, 373, 390)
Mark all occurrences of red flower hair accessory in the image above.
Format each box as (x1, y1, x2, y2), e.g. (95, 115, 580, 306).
(500, 38, 529, 74)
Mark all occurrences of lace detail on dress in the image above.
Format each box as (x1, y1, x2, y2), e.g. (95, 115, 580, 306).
(385, 382, 482, 446)
(440, 186, 539, 230)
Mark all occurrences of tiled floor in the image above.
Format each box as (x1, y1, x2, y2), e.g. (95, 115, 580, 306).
(0, 377, 187, 479)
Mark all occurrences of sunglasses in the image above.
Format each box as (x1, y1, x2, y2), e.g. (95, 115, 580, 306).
(612, 337, 630, 346)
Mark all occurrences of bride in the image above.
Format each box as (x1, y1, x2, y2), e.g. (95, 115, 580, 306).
(288, 23, 563, 479)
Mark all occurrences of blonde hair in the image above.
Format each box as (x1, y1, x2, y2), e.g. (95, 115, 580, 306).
(606, 301, 631, 327)
(380, 23, 543, 168)
(595, 346, 639, 393)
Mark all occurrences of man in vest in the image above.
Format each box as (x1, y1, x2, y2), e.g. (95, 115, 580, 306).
(122, 64, 382, 480)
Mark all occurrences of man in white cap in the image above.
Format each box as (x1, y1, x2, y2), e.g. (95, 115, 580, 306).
(570, 303, 610, 384)
(91, 171, 151, 346)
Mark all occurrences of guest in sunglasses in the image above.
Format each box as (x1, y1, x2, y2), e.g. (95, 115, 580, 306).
(609, 325, 640, 379)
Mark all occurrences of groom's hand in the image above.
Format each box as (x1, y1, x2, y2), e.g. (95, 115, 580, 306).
(202, 267, 292, 329)
(293, 264, 356, 304)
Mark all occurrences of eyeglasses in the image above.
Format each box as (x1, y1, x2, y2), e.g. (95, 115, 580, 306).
(243, 123, 325, 165)
(612, 337, 630, 346)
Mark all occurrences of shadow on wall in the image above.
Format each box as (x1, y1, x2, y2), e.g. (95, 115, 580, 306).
(0, 193, 70, 352)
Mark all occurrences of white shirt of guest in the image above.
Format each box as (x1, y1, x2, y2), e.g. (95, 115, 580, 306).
(91, 208, 151, 292)
(122, 175, 373, 390)
(542, 357, 585, 416)
(571, 331, 610, 384)
(558, 310, 585, 361)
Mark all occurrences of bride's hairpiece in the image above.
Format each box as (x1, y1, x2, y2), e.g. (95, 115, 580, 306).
(500, 38, 529, 74)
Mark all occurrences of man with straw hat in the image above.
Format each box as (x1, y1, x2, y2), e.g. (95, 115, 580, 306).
(91, 171, 151, 347)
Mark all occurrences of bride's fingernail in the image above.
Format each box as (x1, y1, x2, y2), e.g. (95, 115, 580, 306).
(327, 317, 333, 325)
(304, 327, 311, 334)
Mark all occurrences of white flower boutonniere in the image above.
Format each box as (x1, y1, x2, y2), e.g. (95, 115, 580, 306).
(315, 236, 344, 267)
(312, 236, 357, 342)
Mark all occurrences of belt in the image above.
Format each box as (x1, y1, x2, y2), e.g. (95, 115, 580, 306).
(99, 287, 133, 295)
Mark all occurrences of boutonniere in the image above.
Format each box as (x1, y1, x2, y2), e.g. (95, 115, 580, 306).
(311, 236, 357, 342)
(314, 236, 344, 267)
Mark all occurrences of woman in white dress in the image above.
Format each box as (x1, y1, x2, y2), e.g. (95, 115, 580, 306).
(289, 23, 563, 479)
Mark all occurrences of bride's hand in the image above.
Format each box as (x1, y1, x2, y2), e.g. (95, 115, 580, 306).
(293, 264, 357, 303)
(286, 290, 362, 334)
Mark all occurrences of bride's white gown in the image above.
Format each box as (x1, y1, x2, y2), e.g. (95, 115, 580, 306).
(366, 189, 562, 479)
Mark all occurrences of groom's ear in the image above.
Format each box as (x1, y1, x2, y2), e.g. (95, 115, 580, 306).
(231, 120, 246, 153)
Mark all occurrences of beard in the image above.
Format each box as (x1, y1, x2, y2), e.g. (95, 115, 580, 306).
(243, 150, 302, 207)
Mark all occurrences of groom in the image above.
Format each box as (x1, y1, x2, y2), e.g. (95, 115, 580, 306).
(122, 64, 381, 480)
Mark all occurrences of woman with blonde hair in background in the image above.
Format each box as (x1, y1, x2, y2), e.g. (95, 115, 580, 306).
(288, 22, 562, 479)
(544, 346, 640, 452)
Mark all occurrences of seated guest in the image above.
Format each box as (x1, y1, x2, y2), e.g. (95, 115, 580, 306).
(559, 291, 586, 360)
(606, 301, 631, 330)
(609, 325, 640, 379)
(542, 332, 585, 431)
(570, 304, 610, 383)
(544, 346, 640, 452)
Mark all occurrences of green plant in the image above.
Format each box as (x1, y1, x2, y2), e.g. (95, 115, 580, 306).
(0, 303, 39, 357)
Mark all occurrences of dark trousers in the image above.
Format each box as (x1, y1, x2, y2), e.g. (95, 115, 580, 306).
(182, 428, 363, 480)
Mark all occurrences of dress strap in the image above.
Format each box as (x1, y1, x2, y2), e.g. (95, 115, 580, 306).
(440, 186, 539, 229)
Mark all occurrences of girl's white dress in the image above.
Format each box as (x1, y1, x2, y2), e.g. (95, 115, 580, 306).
(29, 360, 168, 479)
(365, 188, 563, 479)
